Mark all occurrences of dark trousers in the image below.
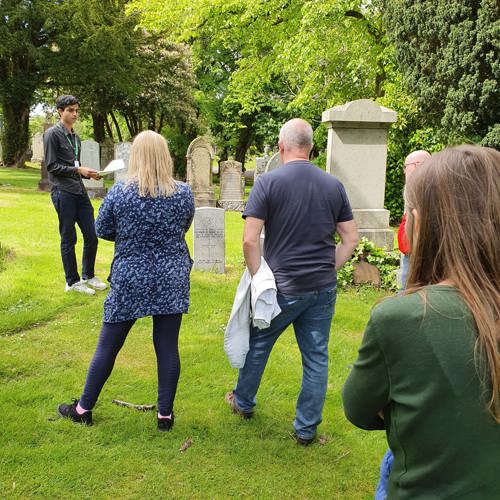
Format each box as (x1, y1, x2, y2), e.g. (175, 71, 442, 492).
(79, 314, 183, 416)
(51, 189, 98, 285)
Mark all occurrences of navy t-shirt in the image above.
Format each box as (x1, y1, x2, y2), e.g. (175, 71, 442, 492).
(243, 160, 353, 294)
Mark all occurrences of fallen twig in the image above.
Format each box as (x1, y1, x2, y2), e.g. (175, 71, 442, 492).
(111, 399, 156, 411)
(179, 437, 193, 452)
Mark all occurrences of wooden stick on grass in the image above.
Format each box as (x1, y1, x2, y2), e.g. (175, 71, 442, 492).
(111, 399, 156, 411)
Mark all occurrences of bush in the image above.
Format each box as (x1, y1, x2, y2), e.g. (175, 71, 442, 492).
(337, 238, 400, 291)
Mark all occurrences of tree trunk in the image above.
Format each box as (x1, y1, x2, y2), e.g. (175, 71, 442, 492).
(104, 115, 114, 140)
(1, 98, 31, 168)
(92, 112, 106, 143)
(109, 111, 123, 142)
(234, 115, 254, 167)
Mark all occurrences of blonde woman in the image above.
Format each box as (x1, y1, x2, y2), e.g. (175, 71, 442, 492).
(342, 145, 500, 498)
(58, 131, 195, 431)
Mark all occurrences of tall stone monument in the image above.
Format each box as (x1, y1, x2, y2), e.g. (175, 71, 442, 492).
(264, 152, 282, 173)
(218, 160, 245, 212)
(81, 139, 106, 198)
(193, 207, 225, 273)
(186, 137, 216, 207)
(322, 99, 397, 249)
(114, 142, 132, 182)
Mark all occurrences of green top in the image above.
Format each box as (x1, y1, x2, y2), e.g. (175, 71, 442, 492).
(342, 285, 500, 499)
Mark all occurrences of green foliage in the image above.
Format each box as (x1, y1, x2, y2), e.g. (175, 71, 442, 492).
(129, 0, 390, 162)
(385, 0, 500, 145)
(337, 237, 400, 292)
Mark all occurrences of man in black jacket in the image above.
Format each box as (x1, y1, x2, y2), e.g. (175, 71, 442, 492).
(44, 95, 107, 295)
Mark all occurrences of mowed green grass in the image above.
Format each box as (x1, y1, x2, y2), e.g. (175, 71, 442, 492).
(0, 166, 388, 498)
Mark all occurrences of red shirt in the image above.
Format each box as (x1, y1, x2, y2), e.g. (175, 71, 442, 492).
(398, 213, 411, 254)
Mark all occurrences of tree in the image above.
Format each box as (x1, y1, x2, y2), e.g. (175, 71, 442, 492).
(384, 0, 500, 146)
(129, 0, 390, 163)
(0, 0, 58, 167)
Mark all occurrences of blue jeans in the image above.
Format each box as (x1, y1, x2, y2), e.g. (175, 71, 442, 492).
(400, 253, 410, 291)
(51, 189, 98, 285)
(233, 286, 336, 439)
(375, 449, 394, 499)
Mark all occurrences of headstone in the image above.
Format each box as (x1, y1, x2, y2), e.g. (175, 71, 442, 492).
(114, 142, 132, 182)
(81, 140, 106, 198)
(100, 138, 115, 173)
(38, 123, 54, 192)
(31, 132, 44, 163)
(322, 99, 397, 249)
(218, 160, 245, 212)
(254, 144, 272, 182)
(264, 152, 282, 173)
(353, 261, 381, 286)
(193, 207, 225, 273)
(186, 137, 216, 207)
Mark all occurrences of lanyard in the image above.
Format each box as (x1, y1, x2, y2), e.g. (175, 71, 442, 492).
(64, 133, 79, 160)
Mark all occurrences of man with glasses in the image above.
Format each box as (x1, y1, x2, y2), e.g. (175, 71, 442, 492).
(44, 95, 107, 295)
(398, 150, 431, 287)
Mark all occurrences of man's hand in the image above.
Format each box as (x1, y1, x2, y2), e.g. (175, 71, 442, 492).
(78, 166, 102, 180)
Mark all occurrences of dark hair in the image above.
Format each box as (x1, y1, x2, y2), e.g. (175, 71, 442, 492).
(56, 95, 79, 110)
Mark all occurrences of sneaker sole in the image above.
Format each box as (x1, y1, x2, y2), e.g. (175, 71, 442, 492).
(57, 407, 93, 426)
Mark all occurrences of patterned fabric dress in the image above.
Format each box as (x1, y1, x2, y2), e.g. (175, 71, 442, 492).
(96, 180, 195, 323)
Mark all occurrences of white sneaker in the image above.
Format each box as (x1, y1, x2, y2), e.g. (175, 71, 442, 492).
(84, 276, 108, 291)
(65, 282, 96, 295)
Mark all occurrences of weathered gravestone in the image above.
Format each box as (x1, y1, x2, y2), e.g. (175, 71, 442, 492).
(254, 145, 272, 182)
(322, 99, 397, 249)
(186, 137, 216, 207)
(31, 132, 44, 163)
(81, 140, 106, 198)
(114, 142, 132, 182)
(264, 151, 282, 173)
(218, 160, 245, 212)
(193, 207, 225, 273)
(38, 123, 55, 192)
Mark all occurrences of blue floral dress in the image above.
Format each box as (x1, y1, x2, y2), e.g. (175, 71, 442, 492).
(96, 180, 195, 322)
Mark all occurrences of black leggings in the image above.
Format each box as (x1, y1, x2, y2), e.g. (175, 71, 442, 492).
(79, 314, 182, 415)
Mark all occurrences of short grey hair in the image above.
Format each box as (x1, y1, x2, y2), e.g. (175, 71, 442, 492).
(279, 118, 313, 150)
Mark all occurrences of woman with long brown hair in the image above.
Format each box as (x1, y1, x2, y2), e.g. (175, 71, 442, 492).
(342, 145, 500, 498)
(58, 130, 195, 431)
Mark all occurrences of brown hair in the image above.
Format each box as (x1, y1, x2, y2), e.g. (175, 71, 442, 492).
(127, 130, 176, 198)
(405, 145, 500, 421)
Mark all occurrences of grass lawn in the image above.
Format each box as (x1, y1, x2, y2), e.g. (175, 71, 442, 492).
(0, 166, 389, 498)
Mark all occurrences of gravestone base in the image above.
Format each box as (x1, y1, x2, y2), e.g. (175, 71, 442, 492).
(353, 208, 390, 228)
(359, 228, 394, 250)
(217, 200, 246, 212)
(194, 190, 216, 208)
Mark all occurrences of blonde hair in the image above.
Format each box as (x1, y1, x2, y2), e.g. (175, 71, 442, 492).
(405, 145, 500, 422)
(127, 130, 176, 198)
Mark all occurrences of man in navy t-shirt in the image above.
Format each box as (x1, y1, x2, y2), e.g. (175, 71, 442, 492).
(225, 118, 359, 444)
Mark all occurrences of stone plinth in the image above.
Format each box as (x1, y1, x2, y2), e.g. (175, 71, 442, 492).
(193, 207, 225, 273)
(186, 137, 216, 207)
(322, 99, 397, 249)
